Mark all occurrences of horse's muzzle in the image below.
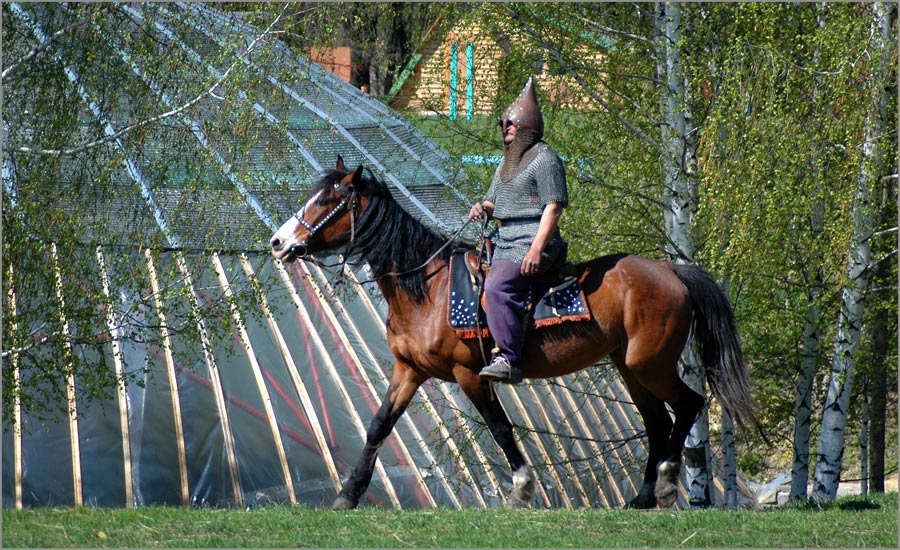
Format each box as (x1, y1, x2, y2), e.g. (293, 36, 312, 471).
(287, 243, 307, 261)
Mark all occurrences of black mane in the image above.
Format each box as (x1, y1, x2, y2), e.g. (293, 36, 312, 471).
(323, 169, 473, 303)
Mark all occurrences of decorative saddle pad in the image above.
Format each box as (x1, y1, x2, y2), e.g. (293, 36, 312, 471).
(447, 252, 591, 339)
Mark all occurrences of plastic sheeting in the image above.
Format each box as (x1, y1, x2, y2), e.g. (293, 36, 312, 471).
(3, 2, 754, 509)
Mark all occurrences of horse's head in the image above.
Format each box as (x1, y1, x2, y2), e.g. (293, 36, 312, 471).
(270, 156, 366, 263)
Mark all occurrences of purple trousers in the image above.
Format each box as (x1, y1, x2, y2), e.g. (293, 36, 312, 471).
(483, 259, 532, 365)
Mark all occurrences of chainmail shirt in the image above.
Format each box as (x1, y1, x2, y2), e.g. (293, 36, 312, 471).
(483, 142, 568, 266)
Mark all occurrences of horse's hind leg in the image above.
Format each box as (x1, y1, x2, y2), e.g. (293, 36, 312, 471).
(654, 378, 704, 508)
(332, 361, 427, 510)
(456, 367, 534, 508)
(613, 353, 673, 509)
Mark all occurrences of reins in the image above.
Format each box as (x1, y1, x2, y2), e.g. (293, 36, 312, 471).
(353, 216, 476, 285)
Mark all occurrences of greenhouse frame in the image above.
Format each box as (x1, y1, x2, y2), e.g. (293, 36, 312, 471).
(2, 2, 749, 509)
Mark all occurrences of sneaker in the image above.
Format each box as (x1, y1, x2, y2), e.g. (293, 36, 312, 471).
(480, 355, 523, 384)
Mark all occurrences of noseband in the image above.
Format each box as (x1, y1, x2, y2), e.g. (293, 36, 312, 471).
(290, 187, 357, 257)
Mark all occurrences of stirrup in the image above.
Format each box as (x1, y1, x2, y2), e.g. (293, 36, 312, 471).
(480, 356, 523, 384)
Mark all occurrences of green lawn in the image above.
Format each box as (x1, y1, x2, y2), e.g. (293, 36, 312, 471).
(3, 493, 897, 548)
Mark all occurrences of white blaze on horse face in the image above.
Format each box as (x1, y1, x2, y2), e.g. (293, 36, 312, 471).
(271, 189, 323, 260)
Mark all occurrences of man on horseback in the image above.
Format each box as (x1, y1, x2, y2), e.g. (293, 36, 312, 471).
(468, 76, 569, 384)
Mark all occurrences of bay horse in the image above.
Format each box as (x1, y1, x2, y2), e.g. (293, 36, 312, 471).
(270, 157, 760, 510)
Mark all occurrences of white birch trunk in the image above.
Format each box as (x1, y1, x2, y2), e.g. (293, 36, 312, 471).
(721, 411, 738, 508)
(656, 2, 711, 507)
(811, 1, 889, 501)
(789, 286, 821, 501)
(860, 378, 869, 496)
(789, 3, 827, 503)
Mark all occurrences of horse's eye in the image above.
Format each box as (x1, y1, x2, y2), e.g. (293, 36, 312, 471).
(333, 183, 341, 191)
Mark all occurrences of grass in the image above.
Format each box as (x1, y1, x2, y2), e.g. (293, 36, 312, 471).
(2, 493, 897, 548)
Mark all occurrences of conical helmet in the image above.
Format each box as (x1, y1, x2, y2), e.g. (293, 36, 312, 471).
(499, 76, 544, 181)
(500, 76, 544, 141)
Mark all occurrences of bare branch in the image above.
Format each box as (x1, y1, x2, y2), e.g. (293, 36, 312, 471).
(574, 13, 653, 45)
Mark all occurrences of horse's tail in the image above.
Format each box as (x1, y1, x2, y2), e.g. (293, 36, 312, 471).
(673, 265, 761, 433)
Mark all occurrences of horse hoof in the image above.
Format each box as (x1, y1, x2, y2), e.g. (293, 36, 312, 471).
(331, 496, 358, 510)
(505, 465, 535, 509)
(625, 495, 657, 509)
(506, 493, 532, 509)
(654, 460, 681, 508)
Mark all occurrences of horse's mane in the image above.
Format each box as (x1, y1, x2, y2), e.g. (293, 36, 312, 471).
(318, 169, 473, 303)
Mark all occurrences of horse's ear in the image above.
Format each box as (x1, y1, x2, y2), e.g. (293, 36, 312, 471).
(350, 165, 364, 187)
(336, 155, 346, 172)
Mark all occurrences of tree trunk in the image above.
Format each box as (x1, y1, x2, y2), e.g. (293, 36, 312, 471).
(655, 2, 712, 507)
(811, 1, 890, 501)
(867, 290, 888, 493)
(790, 216, 824, 501)
(721, 411, 738, 507)
(865, 2, 897, 495)
(789, 3, 828, 503)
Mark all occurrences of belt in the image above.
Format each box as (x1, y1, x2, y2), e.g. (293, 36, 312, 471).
(494, 217, 539, 228)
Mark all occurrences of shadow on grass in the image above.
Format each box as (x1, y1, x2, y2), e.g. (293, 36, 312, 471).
(781, 494, 886, 512)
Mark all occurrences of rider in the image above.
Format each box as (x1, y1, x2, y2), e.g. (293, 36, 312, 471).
(468, 76, 569, 384)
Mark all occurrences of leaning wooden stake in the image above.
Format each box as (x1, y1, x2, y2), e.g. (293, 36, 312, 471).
(144, 249, 190, 506)
(213, 253, 297, 505)
(6, 262, 23, 509)
(51, 243, 83, 507)
(298, 260, 437, 507)
(240, 255, 343, 493)
(174, 252, 243, 507)
(275, 261, 402, 508)
(96, 246, 134, 508)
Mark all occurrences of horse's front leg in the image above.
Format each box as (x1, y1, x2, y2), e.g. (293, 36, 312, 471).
(332, 362, 427, 510)
(456, 367, 535, 508)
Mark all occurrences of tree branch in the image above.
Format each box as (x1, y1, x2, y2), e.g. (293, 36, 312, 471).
(10, 3, 290, 158)
(1, 5, 112, 83)
(500, 4, 659, 148)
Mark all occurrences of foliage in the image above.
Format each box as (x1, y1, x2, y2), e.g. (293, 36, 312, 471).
(401, 2, 897, 480)
(2, 3, 286, 423)
(2, 1, 896, 489)
(271, 2, 455, 96)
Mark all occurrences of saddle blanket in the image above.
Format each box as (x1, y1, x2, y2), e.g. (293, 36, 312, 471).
(447, 252, 591, 339)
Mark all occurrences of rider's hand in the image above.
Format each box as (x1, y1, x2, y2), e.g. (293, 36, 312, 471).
(469, 202, 486, 221)
(521, 247, 543, 276)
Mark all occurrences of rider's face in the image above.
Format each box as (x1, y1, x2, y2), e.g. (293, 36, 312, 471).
(501, 119, 517, 145)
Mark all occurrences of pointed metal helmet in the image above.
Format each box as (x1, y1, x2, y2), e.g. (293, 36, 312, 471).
(500, 76, 544, 140)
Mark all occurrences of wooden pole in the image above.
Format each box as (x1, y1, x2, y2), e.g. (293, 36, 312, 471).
(51, 243, 82, 507)
(6, 262, 23, 509)
(144, 249, 190, 506)
(240, 256, 343, 492)
(174, 253, 243, 507)
(275, 261, 402, 508)
(213, 253, 297, 505)
(96, 246, 134, 508)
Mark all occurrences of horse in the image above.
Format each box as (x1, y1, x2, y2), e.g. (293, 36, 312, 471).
(270, 156, 760, 510)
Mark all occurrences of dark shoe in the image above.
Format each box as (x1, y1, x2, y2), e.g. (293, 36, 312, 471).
(480, 355, 523, 384)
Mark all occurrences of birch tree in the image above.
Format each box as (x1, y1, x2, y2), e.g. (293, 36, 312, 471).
(1, 2, 297, 423)
(654, 1, 712, 507)
(789, 2, 829, 503)
(812, 1, 894, 501)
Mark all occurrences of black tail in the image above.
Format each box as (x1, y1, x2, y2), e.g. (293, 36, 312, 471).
(673, 265, 761, 432)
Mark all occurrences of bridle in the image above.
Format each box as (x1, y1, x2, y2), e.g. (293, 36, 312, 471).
(287, 173, 482, 286)
(289, 184, 357, 259)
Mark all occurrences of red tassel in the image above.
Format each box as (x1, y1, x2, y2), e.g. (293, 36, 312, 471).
(532, 313, 591, 330)
(455, 328, 491, 340)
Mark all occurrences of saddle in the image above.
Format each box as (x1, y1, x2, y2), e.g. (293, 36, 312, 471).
(448, 241, 591, 339)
